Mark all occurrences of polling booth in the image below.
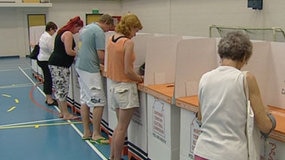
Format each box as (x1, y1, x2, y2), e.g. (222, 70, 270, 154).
(29, 25, 45, 82)
(67, 33, 80, 115)
(174, 38, 218, 160)
(68, 64, 80, 115)
(87, 31, 116, 134)
(267, 42, 285, 109)
(242, 41, 271, 105)
(141, 34, 182, 160)
(250, 41, 285, 159)
(127, 33, 153, 160)
(242, 41, 285, 159)
(256, 42, 285, 158)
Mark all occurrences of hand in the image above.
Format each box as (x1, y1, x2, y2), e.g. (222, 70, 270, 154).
(141, 75, 144, 83)
(138, 75, 144, 83)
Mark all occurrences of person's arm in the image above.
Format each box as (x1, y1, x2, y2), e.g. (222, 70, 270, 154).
(124, 39, 143, 83)
(61, 31, 76, 56)
(97, 50, 105, 65)
(197, 103, 202, 121)
(47, 36, 54, 54)
(246, 72, 275, 134)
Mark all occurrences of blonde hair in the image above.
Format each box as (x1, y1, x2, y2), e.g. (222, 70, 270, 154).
(115, 13, 143, 37)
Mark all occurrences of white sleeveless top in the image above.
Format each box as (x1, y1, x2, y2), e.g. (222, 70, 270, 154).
(194, 66, 248, 160)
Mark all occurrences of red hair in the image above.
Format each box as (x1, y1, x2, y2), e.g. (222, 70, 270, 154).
(57, 16, 83, 34)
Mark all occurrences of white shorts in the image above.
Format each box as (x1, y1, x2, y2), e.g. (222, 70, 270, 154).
(76, 68, 106, 107)
(108, 78, 140, 110)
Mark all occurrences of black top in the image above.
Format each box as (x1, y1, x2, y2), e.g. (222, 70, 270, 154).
(112, 35, 127, 43)
(49, 32, 75, 68)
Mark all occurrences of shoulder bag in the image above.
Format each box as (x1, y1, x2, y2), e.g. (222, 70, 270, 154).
(243, 71, 262, 160)
(29, 44, 40, 60)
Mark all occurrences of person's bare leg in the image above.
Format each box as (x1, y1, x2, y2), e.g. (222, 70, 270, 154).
(58, 100, 74, 120)
(109, 108, 120, 160)
(113, 108, 135, 160)
(81, 103, 92, 138)
(91, 106, 106, 140)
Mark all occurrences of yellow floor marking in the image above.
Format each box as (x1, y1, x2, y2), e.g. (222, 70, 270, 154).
(14, 98, 19, 103)
(2, 94, 11, 98)
(7, 106, 16, 112)
(0, 118, 68, 127)
(0, 121, 82, 130)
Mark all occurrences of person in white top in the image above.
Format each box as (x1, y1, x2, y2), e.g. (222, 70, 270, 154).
(194, 31, 276, 160)
(37, 21, 58, 106)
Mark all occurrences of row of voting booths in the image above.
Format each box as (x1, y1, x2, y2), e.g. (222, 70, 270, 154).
(31, 32, 285, 160)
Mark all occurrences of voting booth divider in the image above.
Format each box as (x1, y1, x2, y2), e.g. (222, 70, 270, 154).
(127, 33, 153, 160)
(174, 38, 218, 160)
(66, 65, 75, 113)
(29, 25, 47, 83)
(240, 41, 285, 159)
(31, 59, 44, 82)
(140, 34, 182, 160)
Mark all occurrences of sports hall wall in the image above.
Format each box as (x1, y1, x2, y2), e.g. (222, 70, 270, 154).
(0, 0, 285, 57)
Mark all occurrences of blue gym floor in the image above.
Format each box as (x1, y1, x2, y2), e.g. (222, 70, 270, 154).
(0, 57, 119, 160)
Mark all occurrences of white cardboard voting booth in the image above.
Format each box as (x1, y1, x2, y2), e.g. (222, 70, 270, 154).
(265, 42, 285, 109)
(143, 35, 181, 160)
(67, 65, 75, 110)
(174, 38, 217, 160)
(245, 41, 285, 159)
(242, 41, 271, 105)
(29, 26, 45, 81)
(127, 33, 153, 160)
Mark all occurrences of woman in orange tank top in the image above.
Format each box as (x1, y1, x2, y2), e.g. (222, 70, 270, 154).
(106, 13, 143, 160)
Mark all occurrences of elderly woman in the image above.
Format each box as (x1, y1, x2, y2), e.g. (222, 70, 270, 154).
(194, 31, 276, 160)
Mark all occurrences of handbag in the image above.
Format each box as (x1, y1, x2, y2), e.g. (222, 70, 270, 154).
(29, 44, 40, 60)
(243, 71, 262, 160)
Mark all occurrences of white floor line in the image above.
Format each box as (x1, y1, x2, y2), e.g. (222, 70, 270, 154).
(18, 66, 108, 160)
(0, 118, 63, 127)
(0, 68, 22, 72)
(70, 122, 108, 160)
(0, 83, 33, 89)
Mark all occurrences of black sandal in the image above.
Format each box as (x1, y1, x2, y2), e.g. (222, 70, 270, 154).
(45, 100, 58, 106)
